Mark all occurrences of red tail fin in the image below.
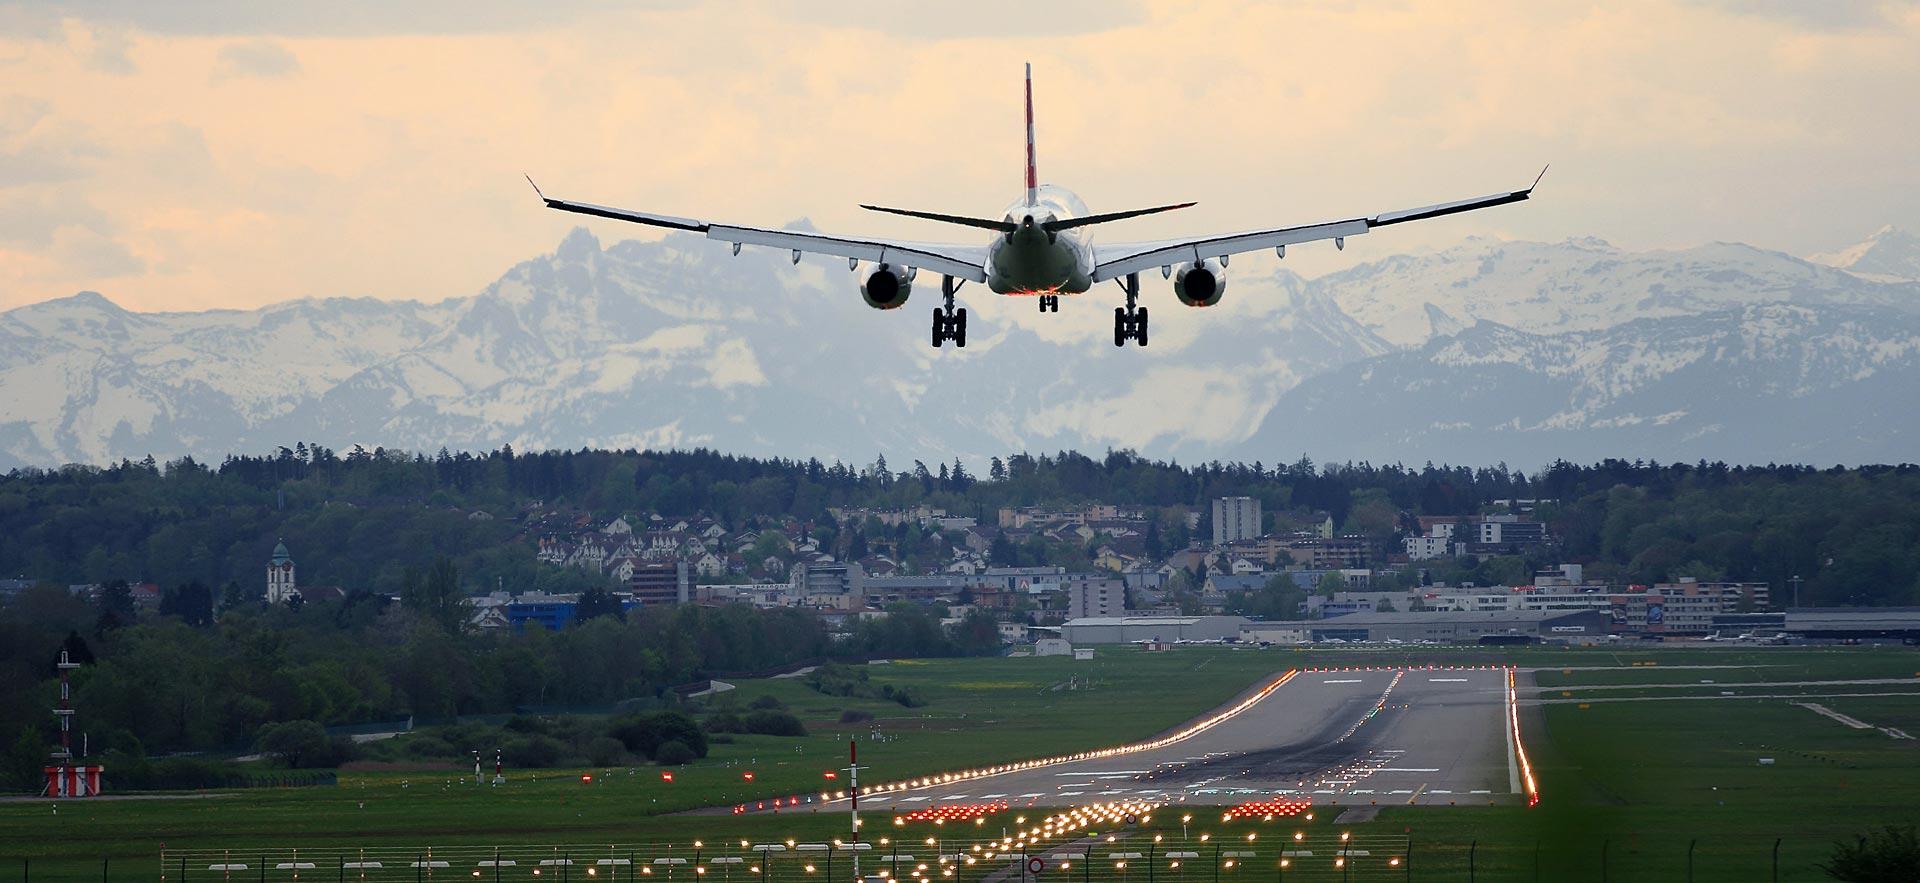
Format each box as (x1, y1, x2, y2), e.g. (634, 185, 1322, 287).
(1024, 63, 1038, 207)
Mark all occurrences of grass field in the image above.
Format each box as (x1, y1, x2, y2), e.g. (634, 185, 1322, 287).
(5, 644, 1919, 881)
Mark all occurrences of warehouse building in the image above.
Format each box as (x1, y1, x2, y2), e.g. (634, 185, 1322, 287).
(1309, 609, 1608, 644)
(1061, 615, 1252, 644)
(1784, 607, 1920, 642)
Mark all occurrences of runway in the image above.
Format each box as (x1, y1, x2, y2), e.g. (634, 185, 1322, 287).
(783, 666, 1520, 815)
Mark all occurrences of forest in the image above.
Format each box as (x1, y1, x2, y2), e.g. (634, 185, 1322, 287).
(2, 446, 1915, 606)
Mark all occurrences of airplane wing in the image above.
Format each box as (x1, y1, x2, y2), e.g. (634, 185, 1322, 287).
(1091, 170, 1545, 282)
(530, 181, 990, 282)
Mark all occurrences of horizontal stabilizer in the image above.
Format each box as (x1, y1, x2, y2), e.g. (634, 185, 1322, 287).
(859, 204, 1017, 233)
(1044, 202, 1195, 232)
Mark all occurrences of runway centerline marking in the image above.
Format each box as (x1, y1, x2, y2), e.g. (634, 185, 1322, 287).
(1323, 679, 1362, 684)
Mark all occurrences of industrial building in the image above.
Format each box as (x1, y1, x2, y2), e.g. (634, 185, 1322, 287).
(1061, 615, 1252, 644)
(1785, 607, 1920, 642)
(1309, 610, 1608, 644)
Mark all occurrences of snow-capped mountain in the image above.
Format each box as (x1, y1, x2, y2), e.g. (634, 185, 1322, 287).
(3, 227, 1915, 471)
(1315, 235, 1920, 347)
(1239, 303, 1920, 466)
(1811, 225, 1920, 282)
(0, 227, 1383, 469)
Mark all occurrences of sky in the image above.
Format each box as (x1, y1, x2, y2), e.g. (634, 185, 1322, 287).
(1, 0, 1918, 313)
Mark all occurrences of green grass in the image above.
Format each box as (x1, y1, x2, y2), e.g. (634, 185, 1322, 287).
(0, 648, 1293, 878)
(7, 645, 1920, 882)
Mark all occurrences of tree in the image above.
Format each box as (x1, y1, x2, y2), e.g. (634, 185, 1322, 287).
(3, 728, 45, 793)
(576, 588, 625, 624)
(256, 720, 330, 769)
(1316, 571, 1346, 598)
(1374, 598, 1397, 613)
(95, 580, 135, 633)
(159, 581, 214, 627)
(1820, 825, 1920, 882)
(402, 557, 468, 631)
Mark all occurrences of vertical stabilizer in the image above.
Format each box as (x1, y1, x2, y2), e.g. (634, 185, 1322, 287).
(1024, 63, 1038, 207)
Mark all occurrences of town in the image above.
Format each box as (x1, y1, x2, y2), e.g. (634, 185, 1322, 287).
(29, 493, 1810, 649)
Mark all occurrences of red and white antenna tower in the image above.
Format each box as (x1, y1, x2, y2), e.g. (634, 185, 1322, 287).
(44, 649, 103, 797)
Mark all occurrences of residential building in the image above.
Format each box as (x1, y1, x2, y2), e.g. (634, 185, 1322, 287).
(1066, 578, 1125, 619)
(1212, 497, 1261, 546)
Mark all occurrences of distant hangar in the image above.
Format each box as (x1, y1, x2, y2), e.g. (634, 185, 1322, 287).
(1308, 609, 1608, 644)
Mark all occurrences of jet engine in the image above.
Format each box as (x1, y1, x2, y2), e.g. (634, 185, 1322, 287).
(1173, 259, 1226, 307)
(860, 264, 912, 310)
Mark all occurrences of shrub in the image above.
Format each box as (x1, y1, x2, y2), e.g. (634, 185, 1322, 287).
(880, 685, 927, 708)
(609, 710, 708, 760)
(1821, 825, 1920, 882)
(705, 711, 746, 734)
(709, 734, 734, 744)
(585, 736, 628, 766)
(804, 663, 871, 697)
(402, 734, 456, 759)
(256, 720, 330, 768)
(838, 709, 874, 724)
(742, 710, 808, 737)
(654, 740, 696, 766)
(502, 735, 566, 768)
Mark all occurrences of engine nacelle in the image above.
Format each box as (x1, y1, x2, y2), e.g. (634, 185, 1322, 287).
(860, 264, 912, 310)
(1173, 259, 1226, 307)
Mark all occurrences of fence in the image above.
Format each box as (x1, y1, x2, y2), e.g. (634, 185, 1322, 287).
(129, 832, 1841, 883)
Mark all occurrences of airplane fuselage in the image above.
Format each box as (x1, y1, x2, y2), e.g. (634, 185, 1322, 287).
(986, 185, 1095, 295)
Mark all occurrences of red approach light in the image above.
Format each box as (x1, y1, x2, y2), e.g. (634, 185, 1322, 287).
(743, 771, 756, 781)
(581, 774, 594, 784)
(661, 772, 674, 783)
(824, 771, 838, 780)
(1222, 798, 1312, 820)
(899, 800, 1010, 824)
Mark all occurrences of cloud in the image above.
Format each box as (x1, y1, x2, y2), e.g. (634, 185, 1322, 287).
(1686, 0, 1916, 30)
(214, 39, 299, 78)
(1, 0, 1918, 313)
(51, 226, 143, 277)
(0, 1, 665, 37)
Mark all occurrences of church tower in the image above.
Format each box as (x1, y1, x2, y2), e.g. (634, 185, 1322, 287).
(267, 539, 298, 604)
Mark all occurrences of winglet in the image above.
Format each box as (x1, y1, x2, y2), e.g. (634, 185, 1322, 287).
(525, 174, 547, 201)
(1529, 164, 1550, 193)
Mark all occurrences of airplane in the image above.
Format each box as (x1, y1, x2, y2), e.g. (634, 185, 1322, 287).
(531, 64, 1542, 349)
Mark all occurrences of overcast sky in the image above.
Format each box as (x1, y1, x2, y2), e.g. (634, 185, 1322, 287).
(2, 0, 1917, 312)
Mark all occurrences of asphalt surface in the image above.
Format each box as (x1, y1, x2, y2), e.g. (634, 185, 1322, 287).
(806, 666, 1516, 813)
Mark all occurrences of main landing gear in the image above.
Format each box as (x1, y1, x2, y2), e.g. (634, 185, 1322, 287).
(932, 275, 967, 348)
(1113, 272, 1147, 347)
(1038, 294, 1060, 313)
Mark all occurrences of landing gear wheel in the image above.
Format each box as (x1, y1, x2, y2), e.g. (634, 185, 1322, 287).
(932, 308, 945, 348)
(1136, 307, 1148, 346)
(954, 308, 967, 348)
(1114, 307, 1127, 347)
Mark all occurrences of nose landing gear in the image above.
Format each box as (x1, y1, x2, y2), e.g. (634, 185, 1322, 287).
(1038, 294, 1060, 313)
(1113, 272, 1147, 346)
(932, 275, 967, 348)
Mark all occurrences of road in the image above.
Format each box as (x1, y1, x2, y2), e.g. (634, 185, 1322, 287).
(795, 665, 1517, 815)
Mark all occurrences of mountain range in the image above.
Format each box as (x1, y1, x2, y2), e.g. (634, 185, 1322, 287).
(2, 224, 1916, 470)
